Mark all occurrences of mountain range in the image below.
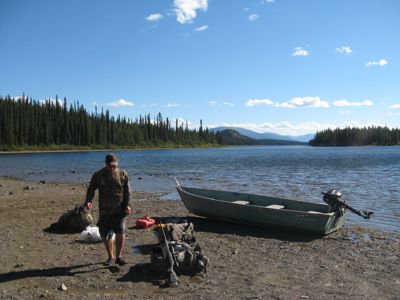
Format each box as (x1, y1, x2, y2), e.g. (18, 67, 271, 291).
(212, 127, 314, 143)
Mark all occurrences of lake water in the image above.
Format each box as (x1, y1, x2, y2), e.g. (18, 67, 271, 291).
(0, 146, 399, 232)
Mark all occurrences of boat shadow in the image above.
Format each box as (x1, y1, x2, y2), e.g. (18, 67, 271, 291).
(187, 216, 324, 242)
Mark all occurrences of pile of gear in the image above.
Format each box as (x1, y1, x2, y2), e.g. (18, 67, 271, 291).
(150, 221, 208, 287)
(45, 204, 94, 233)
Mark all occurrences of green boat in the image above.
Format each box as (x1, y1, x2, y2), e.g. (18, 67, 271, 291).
(176, 185, 347, 235)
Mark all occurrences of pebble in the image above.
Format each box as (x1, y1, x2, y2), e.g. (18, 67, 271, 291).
(40, 180, 46, 184)
(300, 296, 309, 299)
(60, 284, 67, 291)
(9, 191, 14, 195)
(23, 186, 30, 190)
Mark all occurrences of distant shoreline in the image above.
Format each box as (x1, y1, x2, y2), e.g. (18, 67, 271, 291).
(0, 144, 225, 154)
(3, 143, 399, 154)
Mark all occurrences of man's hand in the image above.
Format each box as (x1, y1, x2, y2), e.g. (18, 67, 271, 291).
(85, 202, 93, 210)
(125, 205, 133, 215)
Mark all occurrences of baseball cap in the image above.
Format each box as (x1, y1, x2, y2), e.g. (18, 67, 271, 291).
(105, 153, 118, 166)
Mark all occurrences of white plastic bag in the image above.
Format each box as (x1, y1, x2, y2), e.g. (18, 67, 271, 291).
(79, 226, 102, 243)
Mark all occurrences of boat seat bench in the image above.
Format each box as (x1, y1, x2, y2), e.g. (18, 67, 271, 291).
(265, 204, 285, 209)
(232, 201, 287, 209)
(232, 200, 251, 205)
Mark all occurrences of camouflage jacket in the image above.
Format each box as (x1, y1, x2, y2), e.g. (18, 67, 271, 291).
(85, 167, 131, 217)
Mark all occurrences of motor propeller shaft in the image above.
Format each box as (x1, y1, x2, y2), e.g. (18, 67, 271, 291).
(322, 190, 373, 220)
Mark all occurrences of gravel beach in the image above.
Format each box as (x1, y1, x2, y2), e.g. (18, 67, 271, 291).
(0, 177, 399, 299)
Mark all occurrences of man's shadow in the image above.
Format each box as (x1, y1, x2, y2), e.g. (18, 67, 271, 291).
(0, 263, 112, 283)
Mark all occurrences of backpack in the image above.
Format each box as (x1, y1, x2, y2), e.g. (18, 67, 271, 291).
(151, 222, 208, 274)
(46, 205, 94, 233)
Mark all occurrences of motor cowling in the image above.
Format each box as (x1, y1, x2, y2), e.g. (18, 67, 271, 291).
(322, 189, 344, 206)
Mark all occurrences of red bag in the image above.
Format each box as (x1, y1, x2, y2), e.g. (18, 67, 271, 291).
(136, 216, 156, 229)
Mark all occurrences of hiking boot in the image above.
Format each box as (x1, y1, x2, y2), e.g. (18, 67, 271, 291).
(104, 257, 114, 266)
(115, 257, 127, 266)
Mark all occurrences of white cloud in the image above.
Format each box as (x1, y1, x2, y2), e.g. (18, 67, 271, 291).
(195, 25, 208, 32)
(174, 0, 208, 24)
(243, 7, 250, 12)
(11, 96, 24, 101)
(279, 97, 329, 108)
(246, 99, 274, 107)
(292, 47, 309, 57)
(106, 99, 134, 107)
(335, 46, 352, 55)
(146, 13, 163, 22)
(248, 14, 259, 21)
(208, 101, 217, 106)
(340, 110, 351, 115)
(390, 104, 400, 109)
(164, 103, 180, 107)
(333, 99, 373, 107)
(261, 0, 274, 3)
(246, 97, 329, 108)
(224, 102, 235, 107)
(175, 117, 196, 129)
(39, 98, 64, 106)
(366, 59, 388, 67)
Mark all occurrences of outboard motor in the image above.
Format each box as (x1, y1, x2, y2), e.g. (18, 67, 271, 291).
(323, 189, 344, 207)
(322, 189, 373, 219)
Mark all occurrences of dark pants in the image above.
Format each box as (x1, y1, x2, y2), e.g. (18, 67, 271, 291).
(98, 213, 126, 239)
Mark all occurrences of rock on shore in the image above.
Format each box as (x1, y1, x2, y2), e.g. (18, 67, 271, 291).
(0, 177, 399, 299)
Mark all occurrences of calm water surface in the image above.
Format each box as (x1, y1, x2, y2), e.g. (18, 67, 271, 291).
(1, 146, 399, 232)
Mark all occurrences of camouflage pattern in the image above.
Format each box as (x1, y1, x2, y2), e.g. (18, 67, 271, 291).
(85, 167, 131, 217)
(46, 204, 94, 233)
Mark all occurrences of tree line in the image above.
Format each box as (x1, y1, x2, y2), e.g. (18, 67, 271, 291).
(0, 95, 220, 150)
(309, 126, 400, 146)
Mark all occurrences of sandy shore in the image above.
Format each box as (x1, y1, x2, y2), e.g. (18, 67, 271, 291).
(0, 177, 399, 299)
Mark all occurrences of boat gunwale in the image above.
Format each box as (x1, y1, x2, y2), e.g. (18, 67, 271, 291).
(178, 186, 337, 217)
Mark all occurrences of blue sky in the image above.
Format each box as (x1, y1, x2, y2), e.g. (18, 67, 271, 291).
(1, 0, 399, 135)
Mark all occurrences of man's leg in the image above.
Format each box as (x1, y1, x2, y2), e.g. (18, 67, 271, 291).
(99, 217, 114, 265)
(104, 238, 114, 260)
(115, 233, 125, 259)
(115, 216, 127, 266)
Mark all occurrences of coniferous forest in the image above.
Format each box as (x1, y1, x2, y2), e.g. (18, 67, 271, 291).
(309, 126, 400, 146)
(0, 95, 219, 151)
(2, 95, 399, 150)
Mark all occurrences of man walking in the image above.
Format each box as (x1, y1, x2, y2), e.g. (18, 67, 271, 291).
(84, 153, 132, 266)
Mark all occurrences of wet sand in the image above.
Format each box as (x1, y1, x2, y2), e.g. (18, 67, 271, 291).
(0, 177, 399, 299)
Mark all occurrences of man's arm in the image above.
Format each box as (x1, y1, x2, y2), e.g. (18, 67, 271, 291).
(122, 171, 132, 213)
(84, 172, 98, 208)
